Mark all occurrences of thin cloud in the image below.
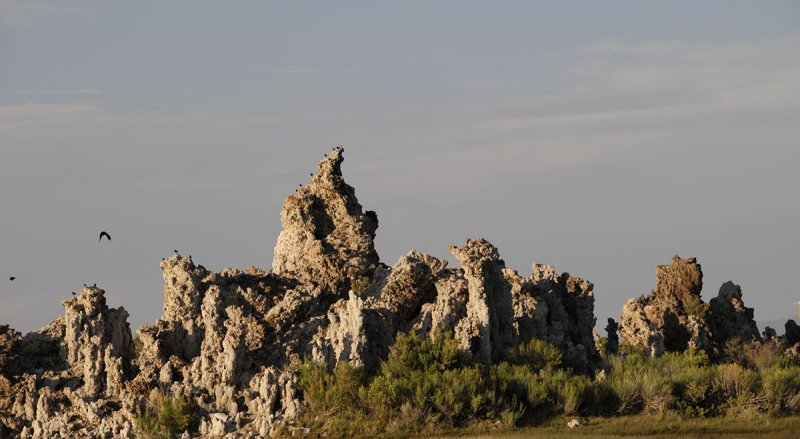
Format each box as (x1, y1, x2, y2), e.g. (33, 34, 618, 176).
(575, 36, 800, 94)
(268, 65, 376, 76)
(0, 102, 104, 130)
(475, 36, 800, 137)
(15, 89, 111, 95)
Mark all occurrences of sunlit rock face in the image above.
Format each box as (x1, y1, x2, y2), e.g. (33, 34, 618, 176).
(0, 147, 602, 437)
(272, 146, 380, 298)
(0, 287, 136, 438)
(618, 256, 712, 355)
(619, 256, 760, 357)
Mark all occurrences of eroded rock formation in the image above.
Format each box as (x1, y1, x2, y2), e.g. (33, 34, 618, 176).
(0, 287, 135, 438)
(1, 148, 600, 437)
(272, 146, 379, 297)
(605, 318, 619, 355)
(618, 256, 760, 357)
(709, 281, 761, 347)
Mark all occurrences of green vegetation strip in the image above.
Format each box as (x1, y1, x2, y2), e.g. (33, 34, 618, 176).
(294, 331, 800, 438)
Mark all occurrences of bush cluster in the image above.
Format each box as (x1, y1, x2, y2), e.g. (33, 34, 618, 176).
(296, 332, 800, 437)
(133, 394, 194, 439)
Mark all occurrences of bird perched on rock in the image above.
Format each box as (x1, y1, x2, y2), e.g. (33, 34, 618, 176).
(71, 292, 76, 296)
(9, 276, 14, 281)
(99, 231, 111, 243)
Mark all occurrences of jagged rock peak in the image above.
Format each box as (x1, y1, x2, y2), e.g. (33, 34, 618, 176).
(709, 281, 760, 346)
(449, 238, 504, 273)
(619, 255, 712, 356)
(62, 287, 134, 396)
(605, 318, 619, 355)
(0, 286, 135, 438)
(317, 145, 345, 179)
(619, 257, 761, 357)
(272, 147, 379, 296)
(656, 255, 703, 304)
(449, 238, 514, 363)
(63, 287, 135, 366)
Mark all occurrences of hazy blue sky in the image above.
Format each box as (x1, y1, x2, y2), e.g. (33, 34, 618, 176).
(2, 1, 799, 333)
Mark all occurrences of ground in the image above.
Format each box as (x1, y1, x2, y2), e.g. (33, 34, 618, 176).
(426, 415, 800, 439)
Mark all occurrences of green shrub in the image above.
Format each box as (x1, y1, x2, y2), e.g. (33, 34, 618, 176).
(716, 363, 765, 415)
(589, 379, 620, 416)
(365, 331, 484, 427)
(351, 276, 374, 296)
(487, 362, 548, 423)
(159, 397, 192, 438)
(382, 330, 468, 376)
(607, 354, 644, 414)
(506, 338, 562, 371)
(640, 373, 673, 414)
(294, 328, 800, 435)
(134, 395, 194, 439)
(133, 405, 159, 438)
(133, 330, 144, 358)
(724, 338, 789, 371)
(538, 368, 592, 416)
(595, 335, 608, 358)
(762, 365, 800, 414)
(298, 360, 366, 415)
(363, 331, 569, 428)
(683, 299, 706, 319)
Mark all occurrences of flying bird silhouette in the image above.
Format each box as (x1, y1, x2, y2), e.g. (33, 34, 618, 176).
(99, 231, 111, 243)
(9, 277, 15, 281)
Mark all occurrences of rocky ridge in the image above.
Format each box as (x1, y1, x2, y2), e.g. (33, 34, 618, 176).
(0, 148, 771, 437)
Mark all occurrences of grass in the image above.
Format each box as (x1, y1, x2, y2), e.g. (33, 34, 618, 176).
(427, 414, 800, 438)
(293, 332, 800, 438)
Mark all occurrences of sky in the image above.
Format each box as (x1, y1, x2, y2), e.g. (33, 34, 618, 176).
(1, 1, 799, 334)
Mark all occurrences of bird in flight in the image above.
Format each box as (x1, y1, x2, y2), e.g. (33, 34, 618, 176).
(99, 231, 111, 243)
(9, 276, 15, 281)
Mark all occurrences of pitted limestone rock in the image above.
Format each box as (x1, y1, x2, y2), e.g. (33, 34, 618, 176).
(448, 238, 515, 363)
(0, 287, 134, 438)
(272, 147, 380, 297)
(618, 256, 713, 355)
(619, 257, 759, 357)
(0, 147, 607, 437)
